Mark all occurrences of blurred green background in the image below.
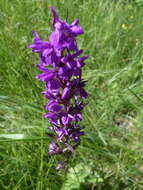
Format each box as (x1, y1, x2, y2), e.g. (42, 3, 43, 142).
(1, 0, 143, 189)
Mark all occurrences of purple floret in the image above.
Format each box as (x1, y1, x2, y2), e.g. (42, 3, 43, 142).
(28, 7, 88, 166)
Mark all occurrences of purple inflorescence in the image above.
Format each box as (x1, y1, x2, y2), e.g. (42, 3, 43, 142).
(28, 7, 88, 164)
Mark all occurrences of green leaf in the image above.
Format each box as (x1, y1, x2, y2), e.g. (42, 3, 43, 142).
(0, 134, 49, 142)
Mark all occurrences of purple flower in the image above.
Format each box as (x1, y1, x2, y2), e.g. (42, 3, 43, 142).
(56, 128, 68, 141)
(50, 7, 83, 52)
(61, 114, 73, 126)
(28, 7, 88, 168)
(56, 161, 63, 170)
(46, 100, 62, 112)
(36, 69, 55, 81)
(62, 83, 71, 100)
(28, 31, 51, 53)
(70, 128, 84, 142)
(48, 141, 61, 155)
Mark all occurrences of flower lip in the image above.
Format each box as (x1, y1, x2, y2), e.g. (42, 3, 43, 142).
(56, 161, 63, 170)
(48, 141, 62, 155)
(46, 101, 62, 112)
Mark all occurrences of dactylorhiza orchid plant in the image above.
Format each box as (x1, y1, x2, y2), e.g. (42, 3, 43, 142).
(28, 7, 88, 169)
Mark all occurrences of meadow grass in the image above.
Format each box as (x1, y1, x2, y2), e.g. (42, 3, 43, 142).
(1, 0, 143, 189)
